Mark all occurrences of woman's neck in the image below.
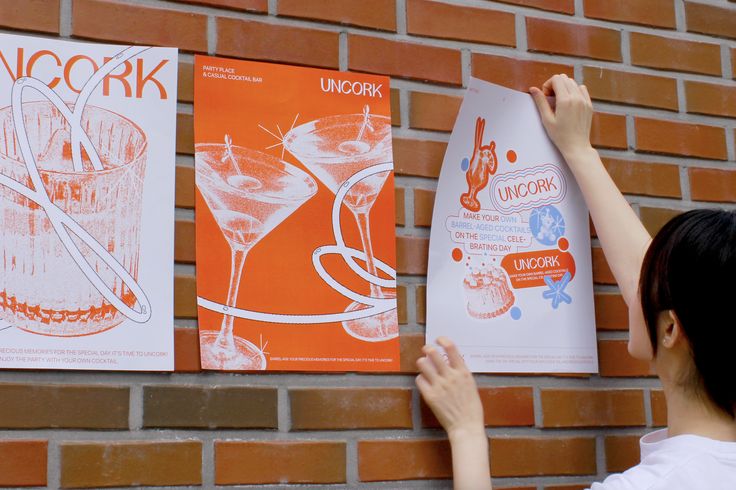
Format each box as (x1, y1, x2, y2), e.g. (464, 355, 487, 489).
(664, 382, 736, 441)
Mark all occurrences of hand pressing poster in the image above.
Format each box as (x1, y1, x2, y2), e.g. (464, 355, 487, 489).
(194, 56, 399, 372)
(0, 34, 177, 370)
(427, 78, 597, 373)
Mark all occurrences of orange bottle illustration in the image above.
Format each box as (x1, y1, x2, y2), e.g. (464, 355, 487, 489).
(460, 117, 498, 212)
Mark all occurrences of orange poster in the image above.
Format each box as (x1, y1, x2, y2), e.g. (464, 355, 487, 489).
(193, 56, 399, 372)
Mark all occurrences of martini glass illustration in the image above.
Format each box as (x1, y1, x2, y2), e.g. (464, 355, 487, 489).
(196, 138, 317, 369)
(282, 106, 398, 341)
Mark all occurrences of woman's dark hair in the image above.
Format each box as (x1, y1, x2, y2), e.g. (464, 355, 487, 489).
(639, 209, 736, 418)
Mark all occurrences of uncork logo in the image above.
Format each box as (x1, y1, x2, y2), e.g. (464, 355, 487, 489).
(320, 77, 383, 98)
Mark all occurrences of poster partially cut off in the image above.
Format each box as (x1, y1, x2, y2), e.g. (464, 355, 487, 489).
(0, 33, 177, 370)
(427, 78, 598, 373)
(194, 56, 399, 372)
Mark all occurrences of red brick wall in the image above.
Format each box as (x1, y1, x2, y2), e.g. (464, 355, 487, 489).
(1, 0, 735, 487)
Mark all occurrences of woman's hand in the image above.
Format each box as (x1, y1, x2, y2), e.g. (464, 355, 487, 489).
(417, 338, 492, 490)
(416, 337, 485, 440)
(530, 74, 594, 160)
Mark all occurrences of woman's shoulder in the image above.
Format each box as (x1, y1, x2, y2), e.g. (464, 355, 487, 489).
(590, 431, 736, 490)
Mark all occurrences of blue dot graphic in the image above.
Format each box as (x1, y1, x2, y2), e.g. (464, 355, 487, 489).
(461, 157, 469, 171)
(510, 307, 521, 320)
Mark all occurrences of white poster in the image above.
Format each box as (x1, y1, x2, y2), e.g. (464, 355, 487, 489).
(426, 78, 597, 373)
(0, 34, 177, 370)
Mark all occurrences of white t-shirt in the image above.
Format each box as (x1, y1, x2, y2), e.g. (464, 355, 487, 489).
(590, 429, 736, 490)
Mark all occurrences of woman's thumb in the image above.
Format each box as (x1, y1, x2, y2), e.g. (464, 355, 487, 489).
(530, 87, 554, 126)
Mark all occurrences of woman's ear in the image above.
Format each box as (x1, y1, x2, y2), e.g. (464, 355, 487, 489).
(660, 310, 681, 349)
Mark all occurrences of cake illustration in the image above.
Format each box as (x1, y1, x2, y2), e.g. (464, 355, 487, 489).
(463, 266, 515, 319)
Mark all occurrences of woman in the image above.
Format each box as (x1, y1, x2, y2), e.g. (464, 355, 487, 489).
(416, 74, 736, 489)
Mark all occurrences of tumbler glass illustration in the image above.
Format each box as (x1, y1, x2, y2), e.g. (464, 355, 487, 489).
(196, 142, 318, 370)
(283, 107, 398, 342)
(0, 101, 147, 336)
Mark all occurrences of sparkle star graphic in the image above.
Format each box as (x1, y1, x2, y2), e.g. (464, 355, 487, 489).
(542, 272, 572, 309)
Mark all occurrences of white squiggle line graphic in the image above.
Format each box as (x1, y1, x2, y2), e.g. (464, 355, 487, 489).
(0, 45, 152, 323)
(197, 162, 396, 324)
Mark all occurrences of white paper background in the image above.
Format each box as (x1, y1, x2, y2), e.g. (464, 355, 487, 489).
(0, 34, 176, 370)
(426, 78, 598, 373)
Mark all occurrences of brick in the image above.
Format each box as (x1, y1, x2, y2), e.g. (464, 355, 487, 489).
(143, 386, 277, 429)
(0, 384, 128, 429)
(176, 113, 194, 155)
(174, 274, 197, 318)
(602, 158, 681, 198)
(582, 66, 678, 111)
(527, 18, 621, 62)
(640, 207, 681, 236)
(422, 387, 534, 428)
(0, 440, 47, 487)
(583, 0, 676, 29)
(350, 35, 462, 86)
(0, 0, 59, 33)
(414, 188, 436, 227)
(391, 88, 401, 126)
(685, 1, 736, 40)
(359, 439, 455, 481)
(605, 435, 641, 473)
(393, 138, 446, 178)
(407, 0, 515, 47)
(60, 441, 202, 488)
(630, 32, 721, 76)
(72, 0, 207, 52)
(733, 48, 736, 79)
(175, 165, 195, 208)
(689, 168, 736, 203)
(217, 18, 339, 69)
(178, 61, 194, 103)
(175, 220, 195, 263)
(635, 117, 727, 161)
(396, 187, 406, 226)
(410, 91, 462, 132)
(541, 389, 646, 427)
(591, 112, 627, 150)
(685, 81, 736, 118)
(290, 388, 412, 429)
(216, 441, 346, 484)
(279, 0, 395, 31)
(595, 293, 627, 331)
(400, 332, 424, 372)
(172, 0, 267, 12)
(398, 284, 408, 324)
(592, 247, 615, 285)
(494, 0, 574, 14)
(473, 53, 573, 92)
(397, 236, 429, 275)
(651, 390, 667, 426)
(416, 284, 426, 324)
(491, 437, 596, 476)
(598, 340, 655, 377)
(174, 327, 201, 372)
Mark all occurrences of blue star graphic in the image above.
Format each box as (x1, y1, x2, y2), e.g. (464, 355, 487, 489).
(542, 272, 572, 309)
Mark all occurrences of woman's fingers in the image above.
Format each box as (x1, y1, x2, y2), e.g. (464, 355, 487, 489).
(424, 345, 450, 376)
(416, 355, 439, 383)
(580, 84, 592, 105)
(437, 337, 466, 370)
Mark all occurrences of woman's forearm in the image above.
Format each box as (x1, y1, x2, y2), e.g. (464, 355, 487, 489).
(563, 146, 651, 305)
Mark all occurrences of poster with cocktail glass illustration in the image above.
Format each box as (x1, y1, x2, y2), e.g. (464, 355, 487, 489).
(193, 56, 399, 371)
(0, 33, 177, 370)
(427, 78, 598, 373)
